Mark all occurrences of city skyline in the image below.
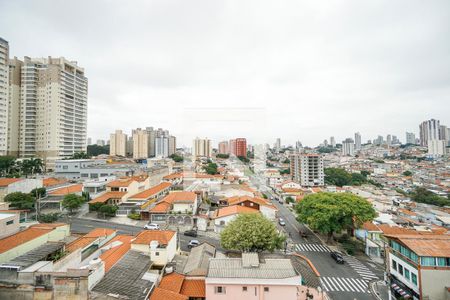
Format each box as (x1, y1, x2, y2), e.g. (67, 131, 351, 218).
(1, 1, 449, 146)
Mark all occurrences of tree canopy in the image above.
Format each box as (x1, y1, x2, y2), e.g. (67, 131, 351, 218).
(295, 192, 376, 242)
(204, 162, 219, 175)
(4, 192, 35, 210)
(216, 153, 230, 159)
(220, 213, 286, 252)
(61, 194, 85, 214)
(325, 168, 371, 187)
(87, 144, 109, 156)
(410, 187, 450, 207)
(169, 153, 184, 162)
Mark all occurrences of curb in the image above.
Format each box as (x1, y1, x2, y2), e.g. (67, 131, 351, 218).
(370, 280, 385, 300)
(74, 216, 143, 227)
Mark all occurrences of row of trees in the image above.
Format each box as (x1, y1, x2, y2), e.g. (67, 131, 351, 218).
(409, 187, 450, 207)
(0, 156, 44, 177)
(324, 167, 380, 187)
(169, 153, 184, 162)
(204, 162, 219, 175)
(89, 202, 118, 218)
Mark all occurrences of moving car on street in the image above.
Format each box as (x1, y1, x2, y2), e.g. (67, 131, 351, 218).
(278, 218, 286, 226)
(188, 240, 200, 249)
(330, 251, 345, 264)
(184, 229, 198, 237)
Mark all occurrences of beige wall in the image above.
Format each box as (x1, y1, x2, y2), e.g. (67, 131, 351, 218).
(421, 268, 450, 300)
(131, 234, 177, 266)
(0, 224, 70, 263)
(133, 129, 149, 159)
(0, 213, 20, 239)
(110, 130, 127, 157)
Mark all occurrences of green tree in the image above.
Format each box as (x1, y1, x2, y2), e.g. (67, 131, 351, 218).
(280, 169, 290, 175)
(66, 152, 90, 160)
(216, 153, 230, 159)
(351, 173, 367, 186)
(204, 162, 218, 175)
(0, 156, 16, 176)
(238, 156, 250, 163)
(38, 212, 60, 223)
(402, 170, 412, 176)
(30, 187, 47, 198)
(61, 194, 85, 214)
(285, 196, 295, 204)
(89, 202, 104, 212)
(169, 153, 184, 162)
(410, 187, 450, 207)
(99, 204, 118, 218)
(4, 192, 35, 210)
(87, 144, 109, 156)
(220, 213, 286, 252)
(295, 192, 376, 242)
(324, 168, 352, 186)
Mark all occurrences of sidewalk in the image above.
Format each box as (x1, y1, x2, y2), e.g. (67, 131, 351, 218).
(370, 280, 389, 300)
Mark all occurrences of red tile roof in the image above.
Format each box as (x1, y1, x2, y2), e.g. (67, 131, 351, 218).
(0, 178, 22, 187)
(213, 205, 259, 219)
(149, 202, 171, 213)
(180, 279, 205, 298)
(132, 230, 176, 246)
(128, 182, 172, 200)
(66, 228, 116, 253)
(149, 287, 188, 300)
(43, 177, 68, 187)
(89, 191, 126, 204)
(158, 273, 185, 293)
(226, 196, 277, 210)
(48, 184, 83, 196)
(0, 223, 67, 254)
(162, 191, 197, 204)
(99, 235, 133, 272)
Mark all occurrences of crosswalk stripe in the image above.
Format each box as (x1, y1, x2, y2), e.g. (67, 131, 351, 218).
(321, 277, 371, 293)
(294, 243, 330, 252)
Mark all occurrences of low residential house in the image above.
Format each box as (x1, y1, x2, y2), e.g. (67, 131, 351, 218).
(131, 230, 177, 266)
(65, 228, 117, 261)
(224, 196, 278, 220)
(45, 184, 84, 211)
(212, 206, 259, 233)
(206, 252, 304, 300)
(149, 272, 206, 300)
(162, 172, 184, 185)
(0, 223, 70, 263)
(385, 233, 450, 300)
(91, 250, 155, 300)
(127, 182, 172, 206)
(0, 212, 20, 239)
(143, 191, 199, 222)
(88, 191, 127, 206)
(175, 242, 216, 277)
(82, 176, 115, 197)
(106, 175, 151, 200)
(0, 178, 43, 201)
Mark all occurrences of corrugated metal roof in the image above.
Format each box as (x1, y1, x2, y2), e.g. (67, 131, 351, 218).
(207, 256, 297, 279)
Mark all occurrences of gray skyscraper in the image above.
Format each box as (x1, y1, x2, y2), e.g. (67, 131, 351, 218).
(419, 119, 440, 146)
(330, 136, 336, 147)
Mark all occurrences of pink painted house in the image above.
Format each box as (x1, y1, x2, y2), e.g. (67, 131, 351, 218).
(206, 253, 324, 300)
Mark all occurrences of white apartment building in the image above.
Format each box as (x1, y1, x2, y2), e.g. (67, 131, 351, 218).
(110, 129, 127, 157)
(168, 135, 176, 156)
(342, 138, 355, 156)
(193, 137, 211, 157)
(405, 132, 415, 145)
(419, 119, 440, 147)
(4, 55, 88, 169)
(290, 153, 324, 187)
(0, 38, 9, 155)
(354, 132, 361, 151)
(427, 139, 446, 157)
(155, 135, 169, 157)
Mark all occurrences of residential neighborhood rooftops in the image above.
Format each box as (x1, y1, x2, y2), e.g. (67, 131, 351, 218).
(150, 273, 205, 300)
(132, 230, 175, 246)
(1, 242, 65, 269)
(128, 182, 172, 199)
(99, 235, 133, 273)
(162, 191, 197, 203)
(107, 175, 148, 188)
(92, 250, 154, 300)
(89, 191, 126, 204)
(386, 234, 450, 257)
(207, 254, 298, 279)
(48, 184, 83, 196)
(66, 228, 116, 253)
(0, 223, 67, 254)
(0, 178, 22, 187)
(212, 205, 259, 219)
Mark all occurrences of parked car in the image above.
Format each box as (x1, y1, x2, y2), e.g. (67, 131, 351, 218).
(184, 229, 198, 237)
(330, 251, 345, 264)
(144, 223, 160, 230)
(278, 198, 283, 204)
(188, 240, 200, 249)
(278, 218, 286, 226)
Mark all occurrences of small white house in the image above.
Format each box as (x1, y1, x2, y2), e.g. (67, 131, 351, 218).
(131, 230, 177, 266)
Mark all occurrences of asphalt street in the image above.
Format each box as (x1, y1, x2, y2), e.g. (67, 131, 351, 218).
(251, 174, 384, 300)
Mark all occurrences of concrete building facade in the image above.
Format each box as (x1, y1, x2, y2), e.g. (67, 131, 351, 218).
(193, 137, 211, 157)
(290, 153, 324, 187)
(109, 129, 127, 157)
(0, 38, 9, 155)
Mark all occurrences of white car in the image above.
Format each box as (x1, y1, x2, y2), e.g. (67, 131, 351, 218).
(144, 223, 160, 230)
(188, 240, 200, 249)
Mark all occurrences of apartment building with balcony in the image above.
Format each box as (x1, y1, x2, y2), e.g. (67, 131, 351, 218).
(385, 233, 450, 300)
(0, 38, 9, 155)
(290, 153, 324, 187)
(109, 129, 127, 157)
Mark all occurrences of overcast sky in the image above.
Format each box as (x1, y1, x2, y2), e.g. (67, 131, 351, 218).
(1, 0, 449, 147)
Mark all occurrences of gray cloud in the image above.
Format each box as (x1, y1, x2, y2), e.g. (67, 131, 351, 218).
(1, 0, 449, 147)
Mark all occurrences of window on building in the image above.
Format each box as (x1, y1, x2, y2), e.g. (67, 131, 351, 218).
(6, 220, 14, 225)
(392, 260, 397, 271)
(215, 286, 225, 294)
(155, 252, 159, 256)
(264, 287, 269, 292)
(242, 287, 247, 292)
(421, 257, 436, 266)
(404, 268, 410, 280)
(398, 264, 403, 275)
(437, 257, 448, 267)
(411, 273, 417, 285)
